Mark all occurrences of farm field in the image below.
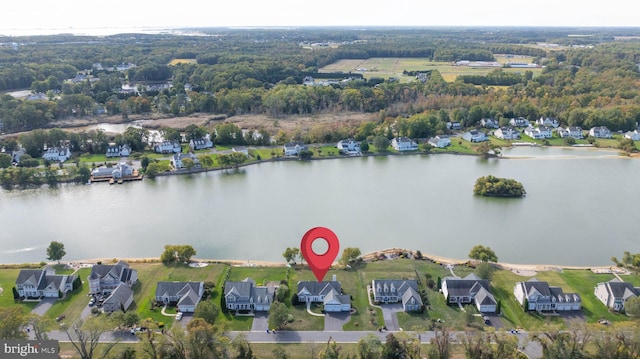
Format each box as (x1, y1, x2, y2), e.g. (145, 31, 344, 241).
(319, 57, 543, 82)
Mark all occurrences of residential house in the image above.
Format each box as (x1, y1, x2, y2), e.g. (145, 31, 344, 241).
(224, 278, 275, 312)
(11, 148, 26, 164)
(106, 144, 131, 158)
(154, 141, 182, 154)
(589, 126, 612, 138)
(88, 261, 138, 295)
(558, 126, 584, 139)
(283, 142, 308, 156)
(297, 280, 350, 312)
(509, 117, 530, 128)
(155, 281, 204, 313)
(42, 147, 71, 162)
(537, 117, 560, 128)
(462, 130, 488, 143)
(524, 126, 553, 139)
(102, 284, 134, 313)
(494, 127, 521, 140)
(91, 162, 134, 179)
(428, 135, 451, 148)
(391, 137, 418, 151)
(15, 267, 76, 298)
(189, 136, 213, 151)
(481, 118, 500, 129)
(514, 278, 581, 312)
(625, 129, 640, 141)
(371, 279, 423, 312)
(441, 273, 497, 313)
(171, 153, 201, 169)
(337, 139, 361, 155)
(594, 278, 640, 312)
(446, 122, 462, 131)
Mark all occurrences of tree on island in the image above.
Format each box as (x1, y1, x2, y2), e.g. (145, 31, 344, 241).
(47, 241, 66, 263)
(473, 175, 526, 197)
(469, 245, 498, 263)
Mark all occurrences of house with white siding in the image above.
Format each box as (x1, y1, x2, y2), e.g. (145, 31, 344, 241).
(428, 135, 451, 148)
(494, 127, 520, 140)
(337, 139, 361, 155)
(462, 130, 488, 142)
(589, 126, 612, 138)
(297, 279, 350, 312)
(594, 278, 640, 312)
(154, 141, 182, 154)
(224, 278, 275, 313)
(283, 142, 308, 156)
(524, 126, 553, 139)
(536, 117, 560, 128)
(481, 118, 500, 129)
(189, 136, 213, 151)
(15, 267, 76, 298)
(155, 281, 204, 313)
(391, 137, 418, 151)
(441, 273, 497, 313)
(102, 284, 134, 313)
(106, 144, 131, 158)
(171, 153, 201, 169)
(371, 279, 423, 312)
(514, 278, 581, 312)
(43, 147, 71, 162)
(558, 126, 584, 139)
(88, 261, 138, 295)
(509, 117, 530, 128)
(625, 130, 640, 141)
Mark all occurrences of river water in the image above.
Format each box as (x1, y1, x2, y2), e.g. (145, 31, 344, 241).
(0, 146, 636, 266)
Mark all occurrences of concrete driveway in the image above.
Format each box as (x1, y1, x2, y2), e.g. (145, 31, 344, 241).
(380, 304, 403, 331)
(324, 312, 350, 331)
(30, 298, 56, 316)
(251, 312, 269, 332)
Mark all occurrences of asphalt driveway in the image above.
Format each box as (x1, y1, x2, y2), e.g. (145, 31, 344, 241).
(251, 312, 269, 332)
(380, 304, 403, 331)
(30, 298, 56, 316)
(324, 312, 350, 331)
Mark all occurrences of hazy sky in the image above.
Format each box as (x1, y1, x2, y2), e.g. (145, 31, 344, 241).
(3, 0, 638, 34)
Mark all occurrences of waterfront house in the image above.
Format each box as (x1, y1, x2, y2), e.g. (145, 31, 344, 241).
(91, 162, 134, 179)
(537, 117, 560, 128)
(391, 137, 418, 151)
(106, 144, 131, 158)
(558, 126, 584, 139)
(514, 278, 581, 312)
(509, 117, 530, 128)
(297, 279, 350, 312)
(283, 142, 308, 156)
(154, 141, 182, 154)
(494, 127, 520, 140)
(481, 118, 500, 129)
(102, 284, 134, 313)
(337, 139, 361, 155)
(428, 135, 451, 148)
(189, 136, 213, 151)
(589, 126, 612, 138)
(441, 273, 497, 313)
(462, 130, 488, 143)
(625, 130, 640, 141)
(15, 267, 76, 298)
(224, 278, 275, 313)
(42, 146, 71, 162)
(88, 261, 138, 295)
(371, 279, 423, 312)
(594, 278, 640, 312)
(171, 153, 201, 169)
(524, 126, 553, 139)
(155, 281, 204, 312)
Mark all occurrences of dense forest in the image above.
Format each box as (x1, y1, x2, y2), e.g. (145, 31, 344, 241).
(1, 27, 640, 144)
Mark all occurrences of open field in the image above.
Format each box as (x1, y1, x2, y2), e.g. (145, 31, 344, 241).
(319, 57, 544, 82)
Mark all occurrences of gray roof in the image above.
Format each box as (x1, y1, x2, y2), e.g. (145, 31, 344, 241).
(323, 288, 350, 306)
(443, 273, 491, 298)
(16, 270, 46, 289)
(156, 281, 203, 298)
(89, 263, 133, 283)
(297, 281, 342, 297)
(401, 286, 423, 307)
(474, 287, 497, 306)
(104, 284, 134, 309)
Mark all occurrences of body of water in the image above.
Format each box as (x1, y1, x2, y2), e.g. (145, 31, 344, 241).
(0, 146, 636, 266)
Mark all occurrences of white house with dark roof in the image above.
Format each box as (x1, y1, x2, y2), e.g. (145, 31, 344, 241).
(297, 279, 350, 312)
(446, 122, 462, 131)
(594, 278, 640, 312)
(391, 137, 418, 151)
(558, 126, 584, 139)
(494, 127, 520, 140)
(43, 146, 71, 162)
(88, 261, 138, 295)
(589, 126, 612, 138)
(462, 130, 488, 143)
(224, 278, 275, 312)
(283, 142, 308, 156)
(106, 144, 131, 158)
(509, 117, 530, 128)
(625, 130, 640, 141)
(154, 141, 182, 154)
(524, 126, 553, 139)
(91, 162, 134, 179)
(337, 139, 361, 155)
(155, 281, 204, 312)
(481, 118, 500, 129)
(102, 284, 134, 313)
(537, 117, 560, 128)
(441, 273, 497, 313)
(514, 278, 581, 312)
(15, 267, 76, 298)
(428, 135, 451, 148)
(171, 153, 201, 169)
(189, 136, 213, 151)
(371, 279, 423, 312)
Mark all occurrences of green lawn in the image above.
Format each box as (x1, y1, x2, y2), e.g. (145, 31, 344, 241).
(45, 268, 92, 324)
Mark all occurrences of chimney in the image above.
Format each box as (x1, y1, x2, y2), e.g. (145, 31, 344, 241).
(332, 274, 337, 282)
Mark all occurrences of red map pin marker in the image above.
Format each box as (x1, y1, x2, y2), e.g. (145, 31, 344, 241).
(300, 227, 340, 282)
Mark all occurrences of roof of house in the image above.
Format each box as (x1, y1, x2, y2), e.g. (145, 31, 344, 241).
(297, 281, 342, 297)
(16, 269, 46, 289)
(156, 281, 203, 298)
(401, 286, 423, 307)
(600, 279, 640, 300)
(323, 288, 350, 306)
(104, 284, 134, 307)
(443, 273, 491, 297)
(89, 263, 134, 283)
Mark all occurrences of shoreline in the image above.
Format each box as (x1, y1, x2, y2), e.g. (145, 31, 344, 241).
(47, 248, 631, 276)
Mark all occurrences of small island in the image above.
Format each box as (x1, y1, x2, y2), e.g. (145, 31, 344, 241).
(473, 175, 526, 197)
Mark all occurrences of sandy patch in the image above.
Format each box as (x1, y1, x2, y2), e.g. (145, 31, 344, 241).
(188, 262, 208, 268)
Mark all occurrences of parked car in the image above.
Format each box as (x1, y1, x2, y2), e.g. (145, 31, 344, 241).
(55, 314, 66, 322)
(175, 312, 183, 321)
(88, 298, 96, 306)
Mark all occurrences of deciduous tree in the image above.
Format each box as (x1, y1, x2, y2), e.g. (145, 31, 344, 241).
(468, 245, 498, 263)
(47, 241, 66, 263)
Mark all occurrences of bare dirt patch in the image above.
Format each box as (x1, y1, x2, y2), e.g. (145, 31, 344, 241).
(224, 112, 378, 134)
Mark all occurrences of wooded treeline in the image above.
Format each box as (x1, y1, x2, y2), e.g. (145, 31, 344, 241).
(1, 28, 640, 136)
